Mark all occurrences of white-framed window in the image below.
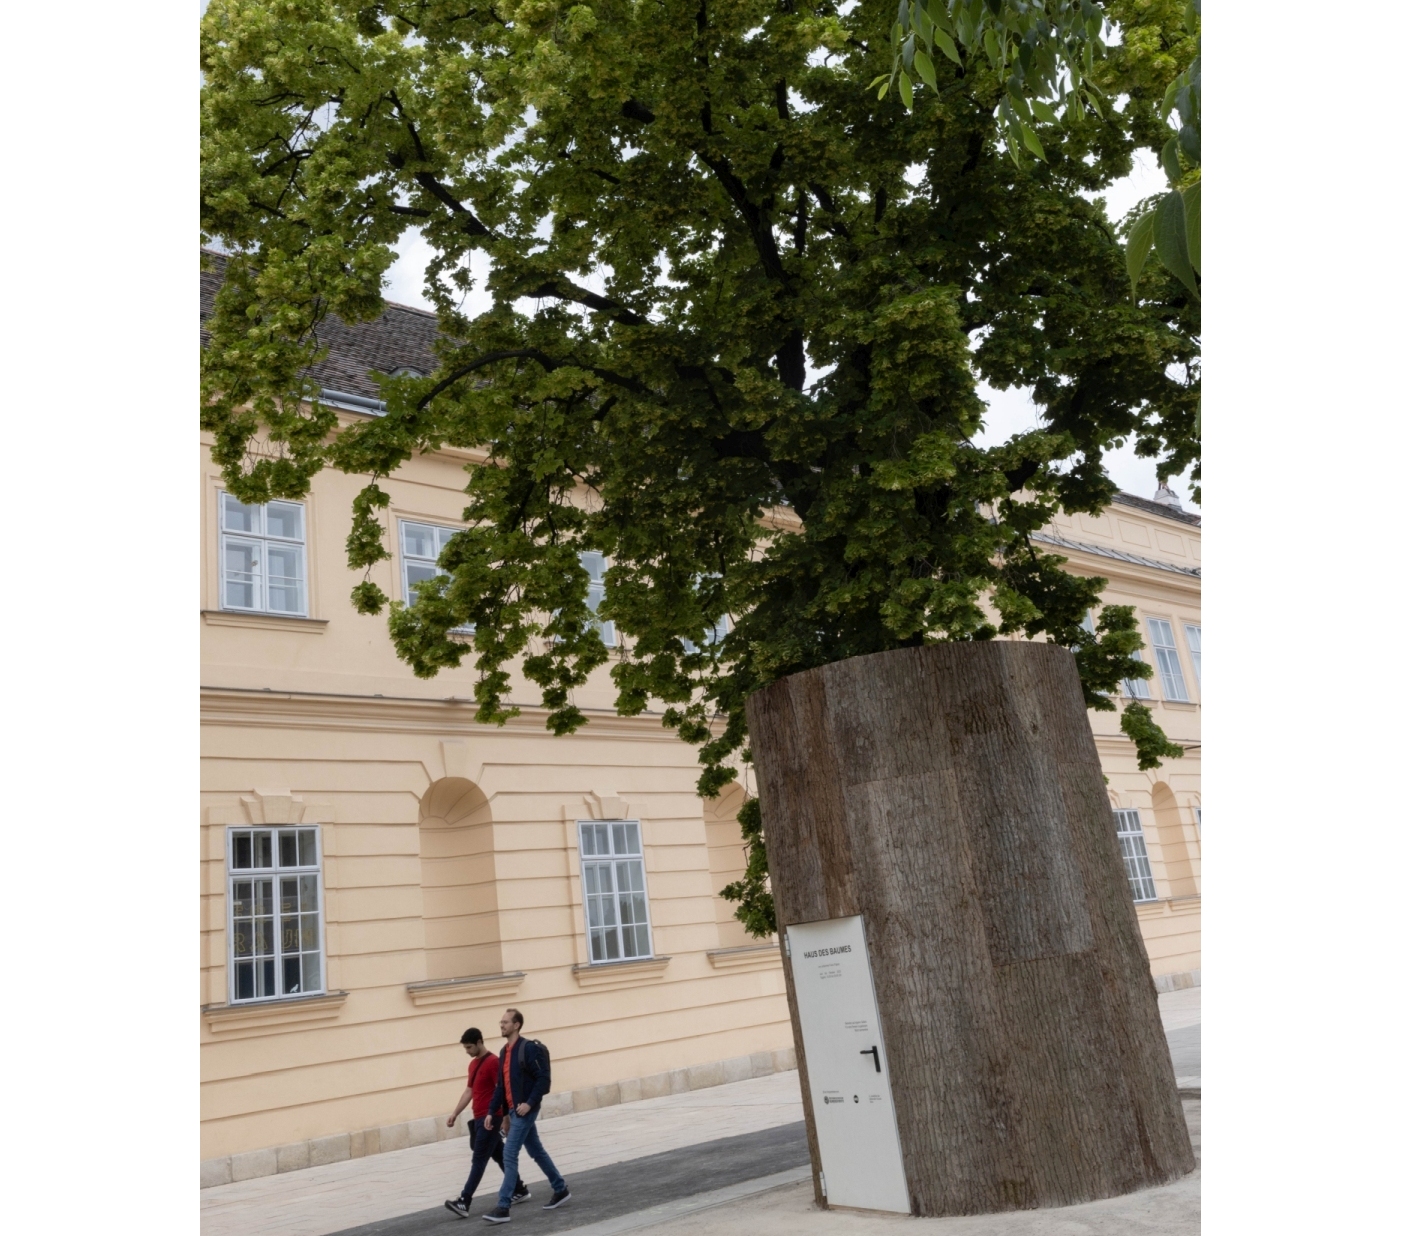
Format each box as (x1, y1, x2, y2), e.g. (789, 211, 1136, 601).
(1183, 623, 1201, 688)
(227, 826, 325, 1002)
(1122, 649, 1153, 699)
(1192, 806, 1201, 834)
(400, 520, 473, 633)
(1113, 809, 1158, 902)
(1147, 618, 1191, 702)
(682, 613, 730, 653)
(578, 820, 652, 962)
(219, 492, 308, 616)
(579, 551, 616, 648)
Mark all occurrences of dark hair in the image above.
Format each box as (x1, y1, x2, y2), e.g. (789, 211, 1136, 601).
(505, 1007, 524, 1029)
(461, 1027, 483, 1046)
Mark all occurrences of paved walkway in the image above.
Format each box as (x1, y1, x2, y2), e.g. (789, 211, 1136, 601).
(202, 988, 1200, 1236)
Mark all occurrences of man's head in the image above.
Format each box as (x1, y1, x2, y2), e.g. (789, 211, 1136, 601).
(460, 1027, 485, 1058)
(499, 1008, 524, 1039)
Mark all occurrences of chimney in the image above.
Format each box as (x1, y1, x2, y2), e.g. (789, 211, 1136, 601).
(1152, 482, 1183, 510)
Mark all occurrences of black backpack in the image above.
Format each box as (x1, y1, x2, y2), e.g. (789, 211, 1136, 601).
(523, 1038, 551, 1091)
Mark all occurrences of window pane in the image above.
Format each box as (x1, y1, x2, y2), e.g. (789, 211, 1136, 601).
(623, 823, 640, 855)
(300, 914, 320, 951)
(633, 923, 650, 956)
(222, 492, 261, 534)
(584, 866, 599, 896)
(235, 961, 254, 1000)
(280, 833, 298, 868)
(298, 830, 317, 867)
(254, 877, 273, 915)
(265, 502, 303, 541)
(266, 546, 305, 614)
(253, 833, 273, 868)
(281, 876, 299, 915)
(401, 522, 437, 559)
(612, 822, 628, 855)
(232, 833, 251, 870)
(598, 892, 618, 926)
(232, 918, 253, 958)
(622, 925, 638, 957)
(590, 930, 605, 962)
(1155, 648, 1190, 701)
(301, 952, 322, 993)
(283, 955, 302, 995)
(579, 551, 606, 583)
(603, 927, 620, 959)
(259, 959, 275, 998)
(231, 881, 252, 918)
(595, 864, 615, 895)
(405, 562, 437, 605)
(222, 538, 261, 610)
(298, 875, 318, 912)
(580, 824, 597, 857)
(255, 918, 275, 956)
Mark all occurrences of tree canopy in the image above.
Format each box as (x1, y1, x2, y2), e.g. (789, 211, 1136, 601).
(201, 0, 1196, 930)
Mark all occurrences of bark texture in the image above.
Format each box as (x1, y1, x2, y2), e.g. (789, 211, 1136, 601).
(747, 641, 1195, 1216)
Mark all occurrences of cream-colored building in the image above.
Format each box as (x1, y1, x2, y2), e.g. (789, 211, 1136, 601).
(199, 263, 1201, 1186)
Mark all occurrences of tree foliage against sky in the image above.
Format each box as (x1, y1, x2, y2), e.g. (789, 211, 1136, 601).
(202, 0, 1195, 929)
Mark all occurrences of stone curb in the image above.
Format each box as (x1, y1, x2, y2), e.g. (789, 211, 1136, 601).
(200, 1046, 799, 1189)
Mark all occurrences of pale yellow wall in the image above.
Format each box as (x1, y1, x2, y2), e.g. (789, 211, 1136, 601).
(201, 427, 1201, 1162)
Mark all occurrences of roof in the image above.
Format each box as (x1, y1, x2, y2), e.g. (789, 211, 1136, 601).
(200, 249, 439, 403)
(199, 252, 1201, 532)
(1111, 490, 1201, 528)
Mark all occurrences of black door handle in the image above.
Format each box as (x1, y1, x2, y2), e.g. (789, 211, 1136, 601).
(859, 1045, 881, 1073)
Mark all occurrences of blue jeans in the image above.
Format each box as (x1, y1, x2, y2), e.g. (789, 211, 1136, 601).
(496, 1108, 566, 1208)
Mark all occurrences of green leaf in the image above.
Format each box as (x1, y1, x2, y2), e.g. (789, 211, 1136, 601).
(982, 27, 1000, 66)
(913, 50, 940, 88)
(933, 27, 961, 65)
(1018, 121, 1045, 161)
(1160, 136, 1182, 184)
(1029, 98, 1057, 124)
(899, 70, 914, 110)
(1160, 73, 1181, 123)
(929, 2, 955, 35)
(1153, 190, 1200, 298)
(913, 2, 933, 44)
(1180, 179, 1201, 273)
(877, 79, 890, 100)
(1125, 211, 1155, 302)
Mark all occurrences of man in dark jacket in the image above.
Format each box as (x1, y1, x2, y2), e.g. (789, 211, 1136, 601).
(480, 1008, 570, 1223)
(443, 1027, 530, 1218)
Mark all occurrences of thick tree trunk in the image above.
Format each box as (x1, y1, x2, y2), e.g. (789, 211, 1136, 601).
(747, 641, 1195, 1216)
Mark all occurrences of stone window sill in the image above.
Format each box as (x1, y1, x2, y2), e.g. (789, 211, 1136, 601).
(202, 610, 329, 633)
(571, 955, 670, 991)
(706, 943, 782, 972)
(406, 971, 525, 1008)
(202, 990, 348, 1036)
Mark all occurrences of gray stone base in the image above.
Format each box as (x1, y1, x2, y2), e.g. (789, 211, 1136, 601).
(1154, 968, 1201, 994)
(200, 1046, 798, 1188)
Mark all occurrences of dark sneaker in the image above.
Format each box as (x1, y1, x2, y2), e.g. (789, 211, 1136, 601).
(542, 1189, 571, 1211)
(513, 1183, 531, 1202)
(444, 1198, 471, 1218)
(481, 1206, 512, 1224)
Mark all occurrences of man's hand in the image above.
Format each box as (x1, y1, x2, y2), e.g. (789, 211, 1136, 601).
(515, 1102, 531, 1117)
(483, 1115, 495, 1132)
(447, 1114, 457, 1128)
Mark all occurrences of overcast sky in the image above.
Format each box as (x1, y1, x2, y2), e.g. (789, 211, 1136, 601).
(384, 151, 1193, 512)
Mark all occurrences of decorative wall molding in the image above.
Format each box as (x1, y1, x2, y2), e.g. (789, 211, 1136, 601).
(201, 610, 328, 633)
(406, 971, 525, 1009)
(571, 955, 670, 991)
(706, 943, 782, 972)
(202, 991, 348, 1037)
(582, 790, 633, 820)
(241, 790, 305, 825)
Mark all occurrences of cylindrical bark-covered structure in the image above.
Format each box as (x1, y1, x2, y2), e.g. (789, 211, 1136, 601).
(747, 641, 1195, 1216)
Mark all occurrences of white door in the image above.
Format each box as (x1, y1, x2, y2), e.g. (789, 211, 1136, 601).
(787, 915, 911, 1214)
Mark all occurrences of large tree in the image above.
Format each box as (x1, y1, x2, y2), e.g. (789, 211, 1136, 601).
(202, 0, 1197, 935)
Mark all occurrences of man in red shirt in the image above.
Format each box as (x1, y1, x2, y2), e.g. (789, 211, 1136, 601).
(444, 1028, 530, 1218)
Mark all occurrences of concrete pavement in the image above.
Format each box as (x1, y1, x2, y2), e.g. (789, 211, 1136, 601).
(202, 987, 1201, 1236)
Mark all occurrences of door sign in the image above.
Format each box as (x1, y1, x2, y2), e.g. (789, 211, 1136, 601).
(786, 915, 911, 1214)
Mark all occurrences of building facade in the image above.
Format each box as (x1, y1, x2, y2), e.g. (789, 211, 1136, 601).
(199, 265, 1201, 1185)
